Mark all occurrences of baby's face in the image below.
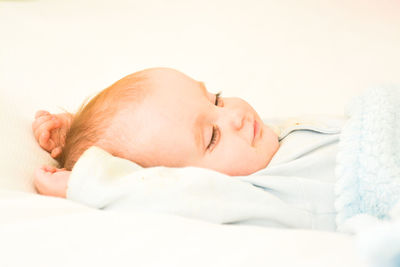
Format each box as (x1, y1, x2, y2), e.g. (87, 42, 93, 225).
(111, 68, 279, 176)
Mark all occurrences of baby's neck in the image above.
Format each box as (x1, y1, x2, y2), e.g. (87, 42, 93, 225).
(266, 123, 281, 137)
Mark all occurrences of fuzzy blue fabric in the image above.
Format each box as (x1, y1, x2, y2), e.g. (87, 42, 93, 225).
(335, 87, 400, 226)
(335, 87, 400, 267)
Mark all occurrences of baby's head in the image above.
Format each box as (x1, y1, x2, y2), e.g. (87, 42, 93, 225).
(59, 68, 279, 176)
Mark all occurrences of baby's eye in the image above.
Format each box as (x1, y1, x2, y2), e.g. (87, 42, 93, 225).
(215, 92, 223, 107)
(207, 125, 220, 151)
(207, 91, 223, 151)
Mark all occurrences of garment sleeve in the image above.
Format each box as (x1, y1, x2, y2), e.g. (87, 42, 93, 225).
(66, 146, 312, 227)
(66, 146, 143, 209)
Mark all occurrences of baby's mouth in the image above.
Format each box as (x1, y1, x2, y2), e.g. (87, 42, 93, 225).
(252, 119, 260, 145)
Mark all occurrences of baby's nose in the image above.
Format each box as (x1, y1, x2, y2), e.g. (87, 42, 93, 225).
(228, 109, 246, 130)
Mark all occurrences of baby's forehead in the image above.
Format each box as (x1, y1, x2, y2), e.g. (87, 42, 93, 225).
(111, 67, 208, 118)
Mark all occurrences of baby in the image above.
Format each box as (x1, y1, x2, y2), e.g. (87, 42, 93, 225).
(33, 67, 281, 198)
(33, 67, 346, 230)
(33, 70, 400, 231)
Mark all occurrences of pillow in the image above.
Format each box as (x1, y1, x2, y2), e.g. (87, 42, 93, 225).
(0, 90, 57, 192)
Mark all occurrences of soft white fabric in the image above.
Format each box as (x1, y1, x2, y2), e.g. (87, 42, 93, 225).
(0, 189, 365, 267)
(0, 189, 91, 224)
(0, 92, 57, 192)
(356, 216, 400, 267)
(68, 146, 311, 227)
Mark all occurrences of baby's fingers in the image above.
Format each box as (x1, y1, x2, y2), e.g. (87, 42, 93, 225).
(38, 131, 56, 152)
(34, 167, 69, 198)
(41, 165, 57, 173)
(32, 114, 52, 132)
(39, 165, 65, 173)
(32, 114, 61, 135)
(34, 117, 60, 142)
(34, 168, 51, 185)
(34, 168, 56, 196)
(51, 146, 63, 158)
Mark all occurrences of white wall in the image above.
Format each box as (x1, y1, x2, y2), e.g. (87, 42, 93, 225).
(1, 0, 399, 118)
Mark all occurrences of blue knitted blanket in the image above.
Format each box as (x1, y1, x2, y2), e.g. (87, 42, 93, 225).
(335, 87, 400, 225)
(335, 87, 400, 267)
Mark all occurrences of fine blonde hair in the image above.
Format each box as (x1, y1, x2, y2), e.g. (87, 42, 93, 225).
(58, 71, 149, 170)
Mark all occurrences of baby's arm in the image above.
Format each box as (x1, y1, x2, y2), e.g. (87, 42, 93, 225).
(32, 110, 73, 158)
(34, 147, 141, 204)
(34, 147, 294, 228)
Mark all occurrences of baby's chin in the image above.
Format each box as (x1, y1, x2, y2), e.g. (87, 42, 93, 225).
(261, 124, 280, 154)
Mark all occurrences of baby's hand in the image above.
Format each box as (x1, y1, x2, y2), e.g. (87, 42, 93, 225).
(32, 110, 72, 158)
(34, 166, 70, 198)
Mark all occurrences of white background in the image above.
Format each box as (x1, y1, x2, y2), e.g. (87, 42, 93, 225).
(1, 0, 399, 118)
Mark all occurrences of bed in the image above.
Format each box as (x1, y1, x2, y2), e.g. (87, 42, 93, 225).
(1, 0, 399, 266)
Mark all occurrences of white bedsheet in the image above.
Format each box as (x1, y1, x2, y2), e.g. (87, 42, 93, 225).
(0, 189, 365, 267)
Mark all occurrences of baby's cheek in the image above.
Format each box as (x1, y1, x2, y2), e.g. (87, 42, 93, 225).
(218, 152, 260, 176)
